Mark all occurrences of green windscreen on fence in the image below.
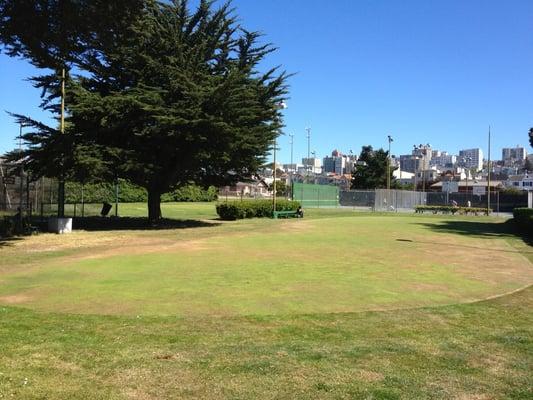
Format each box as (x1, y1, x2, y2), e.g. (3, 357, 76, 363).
(292, 183, 339, 207)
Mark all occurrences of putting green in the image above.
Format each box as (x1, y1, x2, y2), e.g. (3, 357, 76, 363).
(0, 214, 531, 316)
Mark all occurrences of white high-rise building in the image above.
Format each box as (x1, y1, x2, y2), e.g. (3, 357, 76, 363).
(458, 148, 483, 171)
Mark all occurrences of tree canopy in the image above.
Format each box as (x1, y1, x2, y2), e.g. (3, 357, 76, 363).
(1, 0, 289, 221)
(351, 146, 396, 189)
(529, 127, 533, 148)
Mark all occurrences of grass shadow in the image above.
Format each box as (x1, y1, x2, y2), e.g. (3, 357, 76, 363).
(33, 216, 221, 232)
(0, 236, 24, 247)
(414, 219, 532, 247)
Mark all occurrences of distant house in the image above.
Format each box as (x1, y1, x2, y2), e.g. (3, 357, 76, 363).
(505, 174, 533, 191)
(431, 180, 504, 193)
(219, 180, 270, 198)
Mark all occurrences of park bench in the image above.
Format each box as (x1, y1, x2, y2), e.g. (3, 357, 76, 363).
(272, 210, 299, 219)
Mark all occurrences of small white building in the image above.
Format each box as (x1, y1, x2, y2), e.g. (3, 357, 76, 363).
(505, 174, 533, 191)
(393, 170, 414, 185)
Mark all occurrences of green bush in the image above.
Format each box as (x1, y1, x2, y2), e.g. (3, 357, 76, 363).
(415, 205, 490, 215)
(513, 208, 533, 232)
(216, 200, 300, 220)
(162, 185, 218, 202)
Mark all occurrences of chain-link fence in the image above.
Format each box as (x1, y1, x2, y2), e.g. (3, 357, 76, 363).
(292, 182, 339, 207)
(339, 189, 528, 213)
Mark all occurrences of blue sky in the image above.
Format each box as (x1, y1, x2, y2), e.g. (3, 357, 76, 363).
(1, 0, 532, 164)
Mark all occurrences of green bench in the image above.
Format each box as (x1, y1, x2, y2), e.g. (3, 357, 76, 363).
(272, 210, 300, 219)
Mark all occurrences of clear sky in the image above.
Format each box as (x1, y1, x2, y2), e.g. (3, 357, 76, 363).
(1, 0, 532, 164)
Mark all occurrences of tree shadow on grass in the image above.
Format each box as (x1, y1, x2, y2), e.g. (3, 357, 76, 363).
(412, 219, 532, 248)
(0, 236, 23, 247)
(69, 217, 221, 232)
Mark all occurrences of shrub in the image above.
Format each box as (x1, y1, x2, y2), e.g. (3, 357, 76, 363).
(415, 205, 490, 215)
(513, 208, 533, 232)
(162, 185, 218, 202)
(216, 200, 300, 220)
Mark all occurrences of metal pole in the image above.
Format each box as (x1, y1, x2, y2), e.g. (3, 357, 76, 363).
(273, 137, 277, 212)
(81, 184, 85, 217)
(58, 67, 66, 218)
(306, 127, 311, 180)
(19, 124, 24, 213)
(289, 133, 294, 199)
(414, 156, 418, 192)
(387, 135, 392, 191)
(115, 179, 119, 217)
(487, 126, 491, 214)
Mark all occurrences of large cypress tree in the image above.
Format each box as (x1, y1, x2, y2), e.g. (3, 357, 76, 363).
(2, 0, 288, 222)
(529, 127, 533, 148)
(66, 0, 289, 221)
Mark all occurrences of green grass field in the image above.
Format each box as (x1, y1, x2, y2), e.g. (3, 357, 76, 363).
(1, 203, 532, 399)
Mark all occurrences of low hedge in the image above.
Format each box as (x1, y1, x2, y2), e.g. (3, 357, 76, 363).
(415, 205, 490, 215)
(216, 200, 300, 220)
(513, 208, 533, 232)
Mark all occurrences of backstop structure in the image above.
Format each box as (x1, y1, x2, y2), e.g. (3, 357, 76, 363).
(292, 183, 339, 207)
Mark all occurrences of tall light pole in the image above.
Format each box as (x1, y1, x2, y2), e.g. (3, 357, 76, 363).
(311, 150, 316, 177)
(387, 135, 393, 191)
(18, 123, 24, 213)
(305, 127, 311, 180)
(57, 67, 66, 218)
(289, 134, 294, 170)
(487, 126, 491, 214)
(289, 133, 294, 199)
(273, 101, 288, 213)
(413, 155, 420, 191)
(464, 156, 472, 200)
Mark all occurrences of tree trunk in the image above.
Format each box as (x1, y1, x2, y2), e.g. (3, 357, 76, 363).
(148, 189, 162, 223)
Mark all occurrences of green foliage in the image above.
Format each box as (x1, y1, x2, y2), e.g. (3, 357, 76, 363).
(162, 185, 218, 203)
(529, 127, 533, 148)
(524, 157, 533, 173)
(216, 200, 300, 220)
(513, 208, 533, 232)
(269, 180, 288, 197)
(65, 181, 217, 203)
(501, 186, 525, 195)
(415, 205, 490, 215)
(351, 146, 396, 189)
